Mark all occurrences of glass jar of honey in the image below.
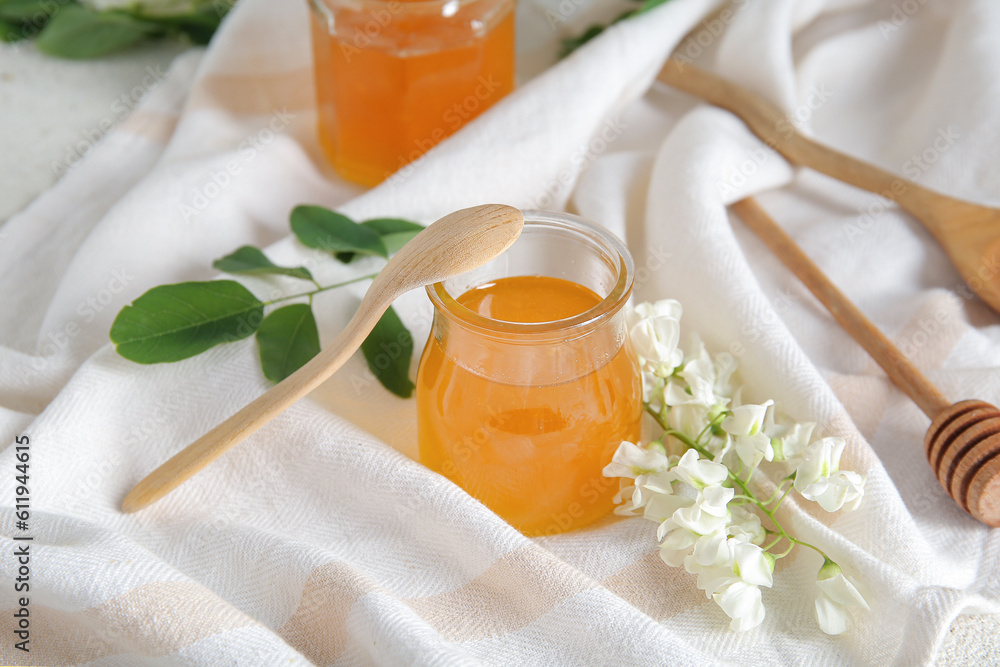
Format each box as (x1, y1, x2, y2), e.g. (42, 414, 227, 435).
(308, 0, 517, 186)
(417, 211, 642, 536)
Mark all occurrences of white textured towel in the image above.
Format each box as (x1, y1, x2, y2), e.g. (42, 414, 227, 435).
(1, 0, 999, 664)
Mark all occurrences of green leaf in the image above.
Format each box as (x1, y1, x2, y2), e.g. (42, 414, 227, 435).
(559, 0, 673, 59)
(559, 24, 606, 58)
(638, 0, 672, 11)
(256, 304, 320, 383)
(126, 2, 230, 44)
(336, 217, 424, 263)
(290, 205, 388, 260)
(0, 0, 68, 22)
(110, 280, 264, 363)
(361, 306, 415, 398)
(0, 17, 26, 41)
(213, 245, 314, 282)
(35, 5, 162, 59)
(360, 218, 424, 236)
(363, 218, 424, 255)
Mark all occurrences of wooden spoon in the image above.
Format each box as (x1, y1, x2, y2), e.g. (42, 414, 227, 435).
(121, 204, 525, 514)
(659, 59, 1000, 316)
(732, 197, 1000, 527)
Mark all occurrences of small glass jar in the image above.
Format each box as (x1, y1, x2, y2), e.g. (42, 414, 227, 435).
(308, 0, 516, 187)
(416, 211, 641, 536)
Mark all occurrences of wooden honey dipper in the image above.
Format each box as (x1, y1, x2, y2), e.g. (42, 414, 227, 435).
(732, 197, 1000, 527)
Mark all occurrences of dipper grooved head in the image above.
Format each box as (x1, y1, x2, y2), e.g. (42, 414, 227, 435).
(925, 400, 1000, 527)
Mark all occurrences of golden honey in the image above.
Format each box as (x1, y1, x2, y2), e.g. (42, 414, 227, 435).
(417, 213, 641, 535)
(309, 0, 516, 186)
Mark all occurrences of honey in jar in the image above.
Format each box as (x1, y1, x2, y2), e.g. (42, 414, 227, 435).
(417, 212, 641, 535)
(309, 0, 516, 186)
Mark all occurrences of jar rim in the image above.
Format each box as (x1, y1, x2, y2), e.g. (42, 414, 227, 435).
(310, 0, 493, 14)
(426, 210, 635, 338)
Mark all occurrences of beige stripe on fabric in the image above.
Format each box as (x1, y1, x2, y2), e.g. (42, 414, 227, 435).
(827, 292, 966, 444)
(602, 550, 708, 622)
(187, 69, 314, 115)
(0, 580, 256, 665)
(889, 293, 966, 373)
(119, 110, 180, 146)
(405, 544, 597, 641)
(280, 544, 599, 663)
(279, 560, 377, 665)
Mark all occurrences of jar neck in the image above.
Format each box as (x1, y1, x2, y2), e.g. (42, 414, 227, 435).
(425, 210, 636, 384)
(430, 296, 632, 385)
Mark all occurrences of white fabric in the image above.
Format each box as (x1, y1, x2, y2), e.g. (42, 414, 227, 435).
(1, 0, 999, 664)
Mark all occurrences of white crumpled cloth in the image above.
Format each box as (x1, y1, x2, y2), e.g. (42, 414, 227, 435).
(1, 0, 999, 664)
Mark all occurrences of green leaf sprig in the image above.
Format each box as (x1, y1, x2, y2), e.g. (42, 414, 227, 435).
(0, 0, 234, 57)
(560, 0, 673, 58)
(109, 204, 423, 398)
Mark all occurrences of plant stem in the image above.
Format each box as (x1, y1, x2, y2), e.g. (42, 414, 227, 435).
(642, 402, 828, 561)
(771, 483, 795, 512)
(263, 272, 378, 307)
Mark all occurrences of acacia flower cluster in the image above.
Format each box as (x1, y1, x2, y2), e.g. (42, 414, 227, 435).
(606, 300, 870, 634)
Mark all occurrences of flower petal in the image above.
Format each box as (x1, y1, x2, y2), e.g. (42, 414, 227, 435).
(733, 541, 773, 588)
(603, 441, 668, 479)
(816, 573, 870, 610)
(674, 450, 729, 489)
(714, 581, 766, 632)
(815, 591, 850, 635)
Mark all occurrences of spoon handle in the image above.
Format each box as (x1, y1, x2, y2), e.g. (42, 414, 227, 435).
(658, 59, 945, 237)
(731, 197, 952, 420)
(120, 295, 388, 514)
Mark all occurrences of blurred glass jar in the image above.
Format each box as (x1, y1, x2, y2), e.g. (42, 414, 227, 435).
(416, 211, 642, 536)
(308, 0, 516, 186)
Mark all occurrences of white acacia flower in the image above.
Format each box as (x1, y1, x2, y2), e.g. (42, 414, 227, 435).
(684, 554, 738, 598)
(614, 303, 869, 635)
(665, 401, 712, 441)
(658, 520, 699, 567)
(612, 482, 640, 516)
(672, 449, 729, 489)
(815, 561, 870, 635)
(683, 537, 770, 632)
(658, 481, 733, 566)
(793, 437, 845, 491)
(734, 432, 774, 470)
(728, 505, 766, 545)
(626, 469, 678, 514)
(691, 527, 730, 567)
(604, 441, 675, 514)
(722, 402, 770, 437)
(603, 441, 668, 480)
(683, 534, 738, 594)
(724, 401, 775, 469)
(627, 300, 684, 378)
(772, 421, 816, 462)
(713, 352, 740, 399)
(674, 357, 717, 405)
(715, 580, 766, 632)
(732, 541, 773, 588)
(672, 486, 734, 536)
(642, 373, 666, 412)
(644, 489, 692, 524)
(799, 470, 866, 512)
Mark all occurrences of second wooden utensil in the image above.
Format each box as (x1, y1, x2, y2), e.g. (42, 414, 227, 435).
(731, 197, 1000, 527)
(659, 58, 1000, 317)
